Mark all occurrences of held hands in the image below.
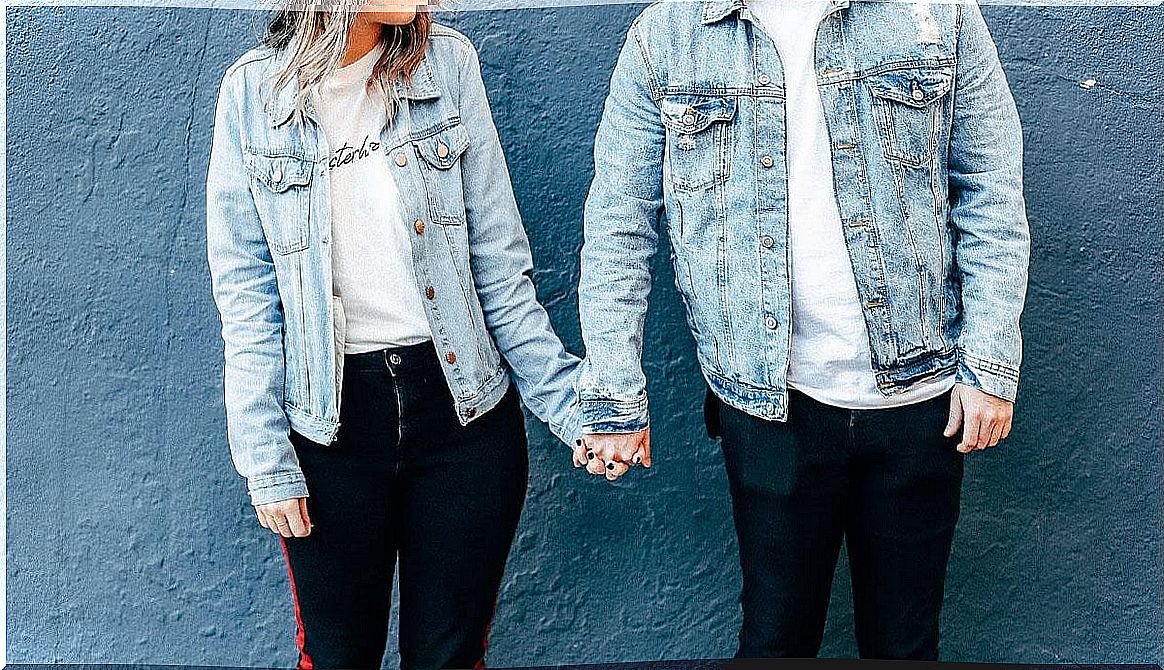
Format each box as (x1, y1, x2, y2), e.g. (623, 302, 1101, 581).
(572, 428, 651, 481)
(944, 382, 1014, 453)
(255, 497, 313, 537)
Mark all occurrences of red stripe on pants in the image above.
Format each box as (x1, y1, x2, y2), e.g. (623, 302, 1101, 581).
(278, 536, 315, 670)
(473, 580, 505, 669)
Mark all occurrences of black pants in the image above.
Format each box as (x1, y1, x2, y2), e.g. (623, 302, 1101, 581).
(711, 386, 964, 659)
(279, 340, 529, 670)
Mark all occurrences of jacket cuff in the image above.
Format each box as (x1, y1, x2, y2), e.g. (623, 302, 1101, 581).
(580, 395, 650, 434)
(553, 403, 586, 450)
(955, 348, 1020, 402)
(247, 472, 309, 507)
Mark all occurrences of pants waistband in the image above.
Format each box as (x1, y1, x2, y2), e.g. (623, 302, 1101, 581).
(344, 339, 441, 374)
(785, 385, 952, 415)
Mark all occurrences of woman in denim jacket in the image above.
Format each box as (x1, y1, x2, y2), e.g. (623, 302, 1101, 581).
(205, 2, 584, 667)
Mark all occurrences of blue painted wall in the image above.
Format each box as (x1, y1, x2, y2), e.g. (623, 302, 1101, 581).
(6, 3, 1162, 665)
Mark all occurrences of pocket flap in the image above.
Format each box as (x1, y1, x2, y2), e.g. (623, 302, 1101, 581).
(660, 94, 738, 134)
(245, 153, 314, 192)
(414, 121, 470, 170)
(868, 67, 953, 108)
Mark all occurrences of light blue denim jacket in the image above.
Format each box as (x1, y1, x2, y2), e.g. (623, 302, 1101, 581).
(578, 0, 1031, 432)
(206, 25, 582, 506)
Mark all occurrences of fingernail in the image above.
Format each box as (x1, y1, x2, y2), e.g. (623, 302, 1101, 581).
(586, 451, 595, 460)
(606, 462, 615, 470)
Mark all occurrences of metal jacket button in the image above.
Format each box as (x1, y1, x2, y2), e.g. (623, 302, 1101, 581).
(414, 219, 426, 234)
(436, 141, 450, 158)
(446, 351, 457, 364)
(271, 167, 283, 183)
(761, 154, 775, 168)
(761, 235, 775, 248)
(911, 82, 924, 101)
(395, 152, 408, 167)
(757, 73, 771, 86)
(764, 315, 778, 329)
(425, 286, 435, 300)
(388, 353, 403, 365)
(466, 407, 477, 418)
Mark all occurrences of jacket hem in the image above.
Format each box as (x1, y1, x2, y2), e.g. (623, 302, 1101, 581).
(453, 364, 511, 426)
(285, 404, 338, 446)
(873, 346, 960, 393)
(702, 367, 790, 422)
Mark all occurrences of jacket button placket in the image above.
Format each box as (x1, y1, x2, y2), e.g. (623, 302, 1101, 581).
(752, 32, 788, 385)
(815, 19, 889, 366)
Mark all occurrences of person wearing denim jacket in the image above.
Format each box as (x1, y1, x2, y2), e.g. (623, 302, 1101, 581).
(576, 0, 1030, 658)
(205, 3, 582, 666)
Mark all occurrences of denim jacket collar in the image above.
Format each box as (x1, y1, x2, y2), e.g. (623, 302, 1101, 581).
(701, 0, 746, 24)
(264, 47, 442, 128)
(702, 0, 850, 24)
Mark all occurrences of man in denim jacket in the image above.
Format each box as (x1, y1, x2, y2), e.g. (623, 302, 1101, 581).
(576, 0, 1030, 658)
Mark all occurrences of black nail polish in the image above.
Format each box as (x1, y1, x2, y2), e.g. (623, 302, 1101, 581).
(606, 462, 615, 470)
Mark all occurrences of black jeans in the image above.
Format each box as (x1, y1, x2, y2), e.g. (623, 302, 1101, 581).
(279, 340, 529, 670)
(710, 386, 964, 659)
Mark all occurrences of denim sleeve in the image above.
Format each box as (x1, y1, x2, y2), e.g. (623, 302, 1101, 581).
(456, 44, 584, 449)
(205, 68, 309, 507)
(576, 21, 664, 434)
(947, 2, 1032, 403)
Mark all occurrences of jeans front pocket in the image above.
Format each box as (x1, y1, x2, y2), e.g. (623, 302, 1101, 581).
(660, 93, 737, 192)
(245, 151, 314, 254)
(867, 66, 953, 167)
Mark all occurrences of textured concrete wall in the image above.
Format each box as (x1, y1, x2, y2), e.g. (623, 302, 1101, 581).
(6, 3, 1162, 665)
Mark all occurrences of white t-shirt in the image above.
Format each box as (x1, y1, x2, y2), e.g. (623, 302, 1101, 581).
(748, 0, 955, 408)
(310, 41, 432, 353)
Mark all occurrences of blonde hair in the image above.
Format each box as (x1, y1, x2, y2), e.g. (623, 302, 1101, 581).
(261, 1, 435, 127)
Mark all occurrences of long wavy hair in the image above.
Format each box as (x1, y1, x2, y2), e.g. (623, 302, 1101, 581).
(261, 1, 435, 128)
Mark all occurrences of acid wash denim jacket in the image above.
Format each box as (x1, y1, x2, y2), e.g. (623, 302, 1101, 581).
(206, 24, 582, 506)
(577, 0, 1031, 433)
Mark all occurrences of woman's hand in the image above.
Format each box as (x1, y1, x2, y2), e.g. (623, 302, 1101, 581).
(256, 497, 313, 538)
(574, 429, 651, 481)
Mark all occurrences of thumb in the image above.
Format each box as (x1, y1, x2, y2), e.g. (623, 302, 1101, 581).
(641, 430, 652, 468)
(943, 390, 962, 438)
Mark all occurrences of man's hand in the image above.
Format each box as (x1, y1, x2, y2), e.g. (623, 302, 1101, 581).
(573, 428, 651, 481)
(255, 497, 312, 537)
(944, 383, 1013, 453)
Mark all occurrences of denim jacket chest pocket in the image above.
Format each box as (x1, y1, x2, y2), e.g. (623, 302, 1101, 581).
(660, 94, 737, 192)
(244, 151, 314, 254)
(412, 120, 471, 225)
(867, 65, 954, 167)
